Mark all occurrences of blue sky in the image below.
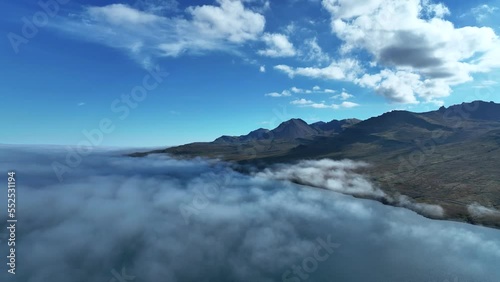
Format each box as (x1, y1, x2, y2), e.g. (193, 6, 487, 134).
(1, 0, 500, 147)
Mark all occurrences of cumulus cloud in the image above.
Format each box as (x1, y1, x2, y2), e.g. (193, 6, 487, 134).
(259, 65, 266, 72)
(274, 0, 500, 104)
(55, 1, 266, 67)
(331, 89, 353, 100)
(1, 146, 500, 282)
(340, 101, 359, 108)
(258, 33, 297, 57)
(324, 0, 500, 103)
(291, 86, 306, 93)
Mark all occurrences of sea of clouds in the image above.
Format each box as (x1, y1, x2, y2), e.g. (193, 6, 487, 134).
(0, 145, 499, 282)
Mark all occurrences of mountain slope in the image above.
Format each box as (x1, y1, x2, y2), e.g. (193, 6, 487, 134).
(131, 101, 500, 228)
(270, 118, 318, 139)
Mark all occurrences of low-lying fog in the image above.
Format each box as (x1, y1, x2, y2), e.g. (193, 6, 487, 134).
(0, 145, 499, 282)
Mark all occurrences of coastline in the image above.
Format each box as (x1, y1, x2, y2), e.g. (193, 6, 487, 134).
(129, 151, 500, 230)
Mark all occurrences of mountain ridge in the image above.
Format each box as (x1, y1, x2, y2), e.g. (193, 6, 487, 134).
(213, 118, 361, 144)
(131, 100, 500, 228)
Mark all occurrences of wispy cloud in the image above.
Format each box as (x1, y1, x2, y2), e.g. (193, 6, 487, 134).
(291, 85, 336, 94)
(471, 4, 498, 22)
(266, 85, 339, 98)
(54, 1, 266, 68)
(275, 58, 361, 81)
(265, 90, 292, 97)
(291, 99, 359, 109)
(258, 33, 296, 57)
(300, 37, 331, 64)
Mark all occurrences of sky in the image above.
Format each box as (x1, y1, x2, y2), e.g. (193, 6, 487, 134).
(1, 0, 500, 146)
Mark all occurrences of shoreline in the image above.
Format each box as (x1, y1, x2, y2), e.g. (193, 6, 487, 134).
(129, 152, 500, 230)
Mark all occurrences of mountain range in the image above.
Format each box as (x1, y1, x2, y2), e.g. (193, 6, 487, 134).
(132, 101, 500, 228)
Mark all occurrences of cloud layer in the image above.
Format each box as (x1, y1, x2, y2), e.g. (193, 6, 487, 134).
(0, 146, 499, 282)
(254, 159, 444, 218)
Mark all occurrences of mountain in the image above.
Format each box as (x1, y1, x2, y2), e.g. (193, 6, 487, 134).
(310, 118, 361, 133)
(214, 128, 271, 144)
(131, 101, 500, 228)
(213, 118, 358, 144)
(270, 118, 318, 139)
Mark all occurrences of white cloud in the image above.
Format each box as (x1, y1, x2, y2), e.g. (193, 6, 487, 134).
(301, 37, 331, 64)
(291, 86, 303, 93)
(395, 195, 444, 219)
(259, 65, 266, 72)
(4, 147, 500, 282)
(134, 0, 179, 14)
(471, 4, 498, 22)
(256, 159, 385, 198)
(290, 98, 313, 105)
(56, 0, 265, 68)
(332, 90, 353, 100)
(472, 79, 497, 89)
(468, 203, 500, 218)
(284, 22, 296, 35)
(289, 86, 310, 94)
(261, 0, 500, 104)
(275, 58, 361, 80)
(188, 0, 265, 43)
(340, 101, 359, 108)
(258, 33, 296, 57)
(424, 2, 450, 18)
(77, 102, 86, 106)
(265, 90, 291, 97)
(274, 86, 337, 96)
(356, 69, 453, 104)
(87, 4, 161, 25)
(290, 99, 359, 109)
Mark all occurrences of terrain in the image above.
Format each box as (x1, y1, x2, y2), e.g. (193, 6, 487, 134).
(131, 101, 500, 228)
